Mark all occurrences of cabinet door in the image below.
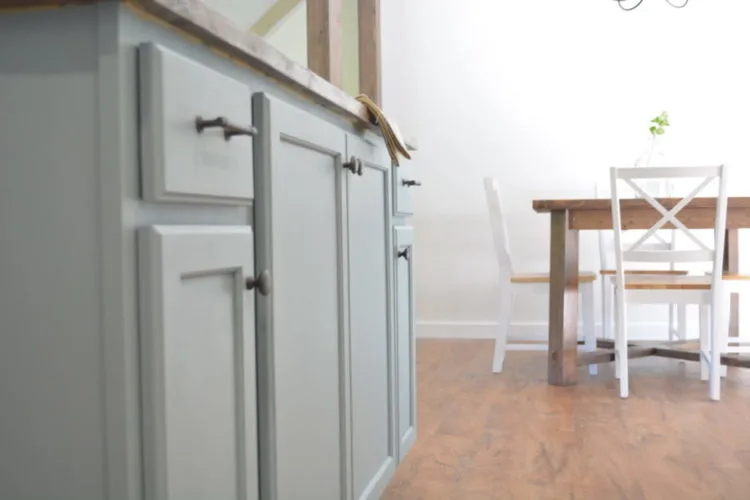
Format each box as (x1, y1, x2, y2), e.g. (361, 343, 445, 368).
(138, 225, 259, 500)
(346, 134, 397, 500)
(394, 226, 416, 459)
(253, 93, 348, 500)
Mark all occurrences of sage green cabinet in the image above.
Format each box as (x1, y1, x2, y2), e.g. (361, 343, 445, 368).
(0, 8, 416, 499)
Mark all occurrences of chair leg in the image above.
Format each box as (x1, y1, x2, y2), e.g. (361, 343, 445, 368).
(602, 279, 612, 340)
(700, 304, 710, 381)
(613, 285, 620, 380)
(669, 304, 675, 342)
(709, 294, 726, 401)
(719, 292, 731, 379)
(492, 290, 514, 373)
(677, 304, 687, 341)
(614, 287, 628, 398)
(582, 282, 597, 375)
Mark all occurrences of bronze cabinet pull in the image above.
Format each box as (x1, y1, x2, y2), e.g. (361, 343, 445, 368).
(245, 270, 272, 296)
(195, 116, 228, 133)
(223, 123, 258, 141)
(397, 248, 409, 261)
(343, 157, 365, 176)
(195, 115, 257, 140)
(401, 179, 421, 187)
(344, 156, 359, 175)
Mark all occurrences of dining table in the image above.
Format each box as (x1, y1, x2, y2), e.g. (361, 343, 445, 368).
(533, 196, 750, 386)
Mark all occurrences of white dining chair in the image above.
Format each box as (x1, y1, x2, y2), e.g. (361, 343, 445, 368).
(483, 177, 597, 375)
(595, 183, 688, 343)
(610, 164, 733, 400)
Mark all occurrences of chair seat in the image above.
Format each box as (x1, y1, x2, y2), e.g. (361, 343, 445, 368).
(600, 269, 688, 276)
(624, 274, 750, 290)
(704, 273, 750, 281)
(511, 271, 597, 284)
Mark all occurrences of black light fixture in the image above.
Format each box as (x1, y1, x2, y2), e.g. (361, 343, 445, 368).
(615, 0, 688, 11)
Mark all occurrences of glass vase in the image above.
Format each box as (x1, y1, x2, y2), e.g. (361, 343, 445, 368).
(633, 134, 668, 197)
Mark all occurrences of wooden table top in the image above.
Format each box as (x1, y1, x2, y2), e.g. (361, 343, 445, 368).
(533, 196, 750, 213)
(532, 196, 750, 230)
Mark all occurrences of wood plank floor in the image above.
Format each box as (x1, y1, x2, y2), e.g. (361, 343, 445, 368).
(383, 339, 750, 500)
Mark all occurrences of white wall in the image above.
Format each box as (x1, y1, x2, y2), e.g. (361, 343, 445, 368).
(381, 0, 750, 339)
(266, 1, 308, 66)
(265, 0, 361, 96)
(204, 0, 275, 29)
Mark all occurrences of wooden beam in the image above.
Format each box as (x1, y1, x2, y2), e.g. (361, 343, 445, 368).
(578, 350, 615, 366)
(307, 0, 343, 87)
(252, 0, 304, 37)
(651, 346, 750, 368)
(653, 346, 699, 362)
(578, 346, 655, 366)
(357, 0, 381, 104)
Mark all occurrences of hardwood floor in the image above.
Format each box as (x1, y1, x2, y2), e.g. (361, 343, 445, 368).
(383, 339, 750, 500)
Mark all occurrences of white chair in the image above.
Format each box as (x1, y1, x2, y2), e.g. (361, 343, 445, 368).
(483, 178, 597, 374)
(610, 165, 732, 400)
(595, 183, 688, 342)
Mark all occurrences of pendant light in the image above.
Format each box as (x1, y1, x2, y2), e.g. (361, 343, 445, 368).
(615, 0, 688, 11)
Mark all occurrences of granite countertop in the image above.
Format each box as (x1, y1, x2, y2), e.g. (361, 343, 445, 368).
(0, 0, 417, 151)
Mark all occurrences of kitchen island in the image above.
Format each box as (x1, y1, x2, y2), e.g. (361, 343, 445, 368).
(0, 1, 418, 499)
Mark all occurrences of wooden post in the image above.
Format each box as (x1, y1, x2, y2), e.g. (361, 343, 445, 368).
(357, 0, 381, 104)
(548, 210, 580, 386)
(307, 0, 343, 87)
(724, 229, 740, 338)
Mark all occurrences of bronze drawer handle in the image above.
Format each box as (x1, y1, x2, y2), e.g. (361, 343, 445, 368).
(402, 179, 421, 187)
(195, 116, 228, 133)
(195, 116, 257, 140)
(223, 123, 258, 141)
(245, 270, 272, 296)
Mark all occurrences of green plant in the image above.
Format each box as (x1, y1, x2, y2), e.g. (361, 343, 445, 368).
(649, 111, 670, 136)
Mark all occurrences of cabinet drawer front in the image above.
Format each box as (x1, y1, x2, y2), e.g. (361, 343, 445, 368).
(139, 43, 254, 205)
(393, 162, 418, 216)
(138, 225, 259, 500)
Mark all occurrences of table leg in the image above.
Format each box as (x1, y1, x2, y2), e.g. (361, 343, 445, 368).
(548, 210, 580, 386)
(724, 229, 740, 338)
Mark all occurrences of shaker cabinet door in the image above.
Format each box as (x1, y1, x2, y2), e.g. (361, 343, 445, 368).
(346, 134, 397, 500)
(253, 93, 348, 500)
(394, 225, 417, 460)
(138, 225, 259, 500)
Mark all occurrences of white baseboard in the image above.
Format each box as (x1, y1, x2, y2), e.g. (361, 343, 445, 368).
(416, 320, 690, 341)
